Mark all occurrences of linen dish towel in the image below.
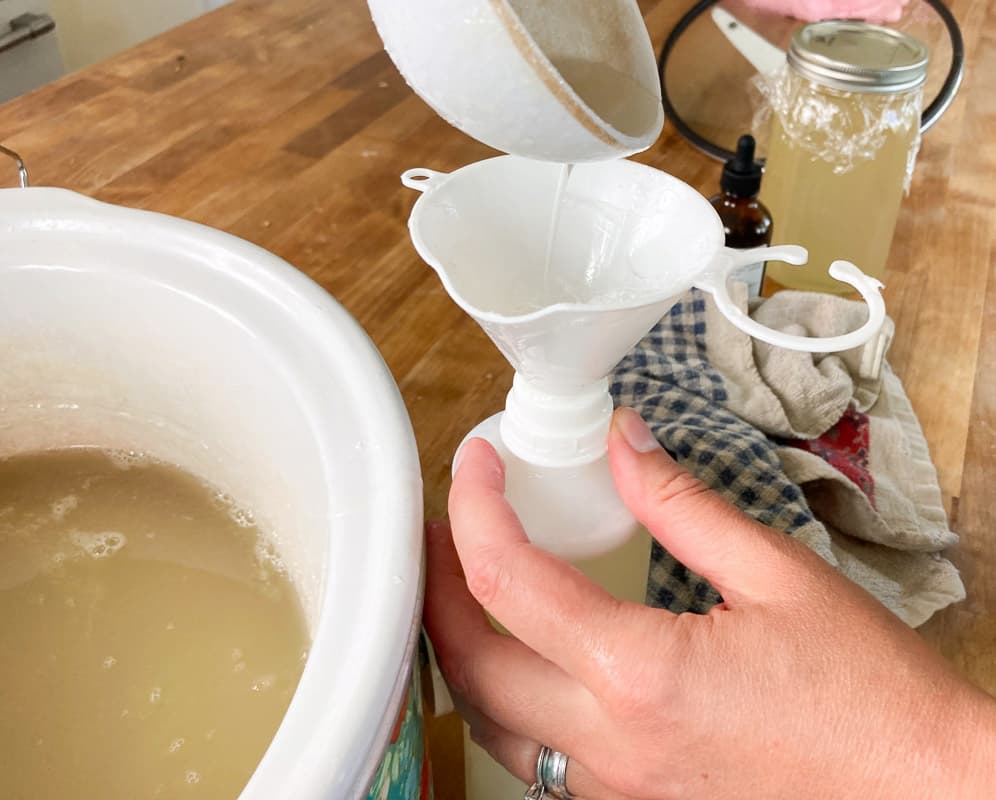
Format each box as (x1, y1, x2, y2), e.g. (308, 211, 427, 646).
(610, 285, 964, 628)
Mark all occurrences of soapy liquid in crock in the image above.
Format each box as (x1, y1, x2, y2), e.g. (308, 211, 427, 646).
(0, 449, 308, 799)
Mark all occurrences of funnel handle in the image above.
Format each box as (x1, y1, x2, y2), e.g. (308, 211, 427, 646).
(401, 168, 448, 193)
(694, 245, 886, 354)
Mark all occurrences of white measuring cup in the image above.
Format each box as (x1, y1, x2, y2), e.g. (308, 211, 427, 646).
(366, 0, 665, 162)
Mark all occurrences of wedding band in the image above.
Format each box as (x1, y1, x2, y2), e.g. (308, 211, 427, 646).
(537, 745, 574, 800)
(524, 745, 551, 800)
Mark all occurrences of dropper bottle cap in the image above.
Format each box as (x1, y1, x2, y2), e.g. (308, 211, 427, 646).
(721, 134, 763, 198)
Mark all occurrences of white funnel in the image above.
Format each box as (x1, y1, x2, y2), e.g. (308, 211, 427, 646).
(403, 156, 886, 558)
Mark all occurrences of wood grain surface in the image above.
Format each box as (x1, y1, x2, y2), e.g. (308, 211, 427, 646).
(0, 1, 993, 797)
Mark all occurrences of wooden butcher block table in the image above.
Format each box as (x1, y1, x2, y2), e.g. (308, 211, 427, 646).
(1, 1, 993, 797)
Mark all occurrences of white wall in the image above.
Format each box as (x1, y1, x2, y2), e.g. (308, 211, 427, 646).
(48, 0, 229, 72)
(0, 0, 66, 101)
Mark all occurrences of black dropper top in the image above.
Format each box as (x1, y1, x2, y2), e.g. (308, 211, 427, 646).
(721, 135, 763, 198)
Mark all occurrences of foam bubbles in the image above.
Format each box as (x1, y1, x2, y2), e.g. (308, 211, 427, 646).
(70, 530, 127, 559)
(249, 674, 275, 693)
(184, 770, 201, 785)
(230, 507, 255, 528)
(107, 449, 153, 470)
(212, 489, 259, 530)
(168, 738, 185, 754)
(149, 687, 162, 704)
(253, 540, 286, 575)
(102, 656, 117, 670)
(50, 495, 78, 520)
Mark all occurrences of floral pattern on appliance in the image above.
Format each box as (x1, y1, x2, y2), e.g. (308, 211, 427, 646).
(366, 655, 432, 800)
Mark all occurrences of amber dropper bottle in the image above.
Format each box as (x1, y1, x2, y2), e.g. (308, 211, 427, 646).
(709, 134, 773, 298)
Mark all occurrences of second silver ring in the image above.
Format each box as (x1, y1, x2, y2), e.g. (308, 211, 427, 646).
(537, 746, 575, 800)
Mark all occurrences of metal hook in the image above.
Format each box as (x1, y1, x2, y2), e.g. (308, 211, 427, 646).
(0, 144, 29, 187)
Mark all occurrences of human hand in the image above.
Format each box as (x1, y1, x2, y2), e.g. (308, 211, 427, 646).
(743, 0, 911, 23)
(424, 407, 996, 800)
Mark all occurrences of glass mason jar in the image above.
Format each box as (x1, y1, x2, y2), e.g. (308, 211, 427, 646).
(761, 22, 928, 294)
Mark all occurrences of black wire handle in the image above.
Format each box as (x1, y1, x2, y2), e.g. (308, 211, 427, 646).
(657, 0, 966, 162)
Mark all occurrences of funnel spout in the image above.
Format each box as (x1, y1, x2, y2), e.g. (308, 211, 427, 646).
(501, 374, 613, 468)
(476, 300, 677, 390)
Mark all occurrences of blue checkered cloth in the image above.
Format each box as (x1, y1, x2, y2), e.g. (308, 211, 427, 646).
(610, 290, 827, 614)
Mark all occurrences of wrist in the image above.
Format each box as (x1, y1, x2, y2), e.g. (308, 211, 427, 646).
(867, 673, 996, 800)
(895, 676, 996, 800)
(945, 684, 996, 798)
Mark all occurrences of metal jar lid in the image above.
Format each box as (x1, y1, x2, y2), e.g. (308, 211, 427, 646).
(788, 21, 929, 93)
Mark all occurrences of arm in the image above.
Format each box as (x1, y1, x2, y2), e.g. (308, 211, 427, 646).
(742, 0, 911, 22)
(424, 407, 996, 800)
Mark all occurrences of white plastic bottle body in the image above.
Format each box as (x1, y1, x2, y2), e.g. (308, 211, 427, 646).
(454, 411, 653, 800)
(463, 530, 652, 800)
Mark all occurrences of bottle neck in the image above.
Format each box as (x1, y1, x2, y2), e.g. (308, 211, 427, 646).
(499, 372, 613, 468)
(721, 189, 759, 201)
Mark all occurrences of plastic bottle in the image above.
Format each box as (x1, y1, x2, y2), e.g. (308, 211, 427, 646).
(458, 400, 651, 800)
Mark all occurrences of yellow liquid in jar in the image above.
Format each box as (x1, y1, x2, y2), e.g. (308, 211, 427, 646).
(0, 449, 308, 799)
(762, 87, 920, 294)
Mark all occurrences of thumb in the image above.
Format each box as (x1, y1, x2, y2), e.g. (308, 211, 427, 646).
(607, 406, 790, 602)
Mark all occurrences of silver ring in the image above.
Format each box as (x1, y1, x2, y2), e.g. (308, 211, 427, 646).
(537, 745, 574, 800)
(524, 745, 551, 800)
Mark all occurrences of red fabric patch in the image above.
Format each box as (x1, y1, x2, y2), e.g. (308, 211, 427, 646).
(784, 406, 875, 507)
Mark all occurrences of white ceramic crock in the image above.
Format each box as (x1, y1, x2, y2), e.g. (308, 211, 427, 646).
(0, 187, 425, 799)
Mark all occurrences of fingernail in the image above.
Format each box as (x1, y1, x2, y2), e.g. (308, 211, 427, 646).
(452, 443, 466, 475)
(614, 407, 660, 453)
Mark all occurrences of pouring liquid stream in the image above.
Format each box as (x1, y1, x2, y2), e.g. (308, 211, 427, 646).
(542, 162, 574, 303)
